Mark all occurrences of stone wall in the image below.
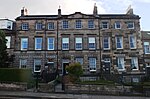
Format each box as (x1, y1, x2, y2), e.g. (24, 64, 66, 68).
(65, 84, 146, 96)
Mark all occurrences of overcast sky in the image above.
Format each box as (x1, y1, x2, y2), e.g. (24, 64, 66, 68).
(0, 0, 149, 30)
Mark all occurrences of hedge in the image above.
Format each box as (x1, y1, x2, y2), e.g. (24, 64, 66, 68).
(0, 68, 33, 82)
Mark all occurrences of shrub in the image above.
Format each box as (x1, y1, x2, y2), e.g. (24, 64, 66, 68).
(66, 62, 83, 83)
(0, 68, 33, 82)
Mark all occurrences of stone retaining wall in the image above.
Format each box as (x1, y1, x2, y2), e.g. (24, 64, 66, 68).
(65, 84, 140, 96)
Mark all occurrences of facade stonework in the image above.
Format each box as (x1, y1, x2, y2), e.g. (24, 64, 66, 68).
(2, 6, 146, 81)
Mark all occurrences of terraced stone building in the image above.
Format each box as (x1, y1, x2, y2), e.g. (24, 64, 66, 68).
(14, 5, 144, 82)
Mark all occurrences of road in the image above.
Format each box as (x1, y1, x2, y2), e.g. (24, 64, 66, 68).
(0, 91, 150, 99)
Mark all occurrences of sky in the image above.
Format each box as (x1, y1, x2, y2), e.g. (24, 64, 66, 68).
(0, 0, 149, 30)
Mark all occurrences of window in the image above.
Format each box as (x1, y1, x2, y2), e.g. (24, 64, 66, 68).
(103, 37, 110, 50)
(62, 38, 69, 50)
(88, 20, 94, 29)
(7, 21, 12, 30)
(36, 23, 43, 30)
(47, 62, 55, 73)
(6, 36, 11, 48)
(62, 20, 69, 29)
(129, 35, 136, 49)
(115, 21, 121, 29)
(101, 22, 109, 29)
(144, 42, 150, 54)
(75, 37, 82, 50)
(116, 36, 123, 49)
(88, 37, 96, 49)
(48, 37, 54, 50)
(75, 20, 82, 29)
(75, 58, 83, 65)
(104, 58, 111, 63)
(35, 38, 42, 50)
(20, 59, 27, 68)
(34, 59, 41, 72)
(48, 22, 54, 30)
(21, 38, 28, 50)
(89, 58, 96, 71)
(131, 57, 138, 70)
(127, 22, 134, 29)
(117, 57, 125, 70)
(22, 23, 29, 30)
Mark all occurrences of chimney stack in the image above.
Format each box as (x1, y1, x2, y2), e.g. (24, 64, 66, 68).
(93, 3, 98, 17)
(126, 5, 133, 15)
(21, 7, 28, 16)
(58, 6, 61, 17)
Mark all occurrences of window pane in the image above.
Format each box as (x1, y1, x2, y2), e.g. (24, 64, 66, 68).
(6, 36, 11, 48)
(89, 58, 96, 71)
(103, 37, 110, 49)
(35, 38, 42, 50)
(20, 59, 27, 68)
(22, 23, 29, 30)
(127, 22, 134, 29)
(62, 38, 69, 50)
(76, 20, 82, 29)
(144, 42, 150, 54)
(115, 21, 121, 29)
(21, 38, 28, 50)
(102, 22, 108, 29)
(130, 35, 136, 49)
(48, 38, 54, 50)
(62, 20, 68, 29)
(117, 57, 124, 70)
(76, 58, 83, 65)
(36, 23, 42, 30)
(75, 38, 82, 50)
(131, 57, 138, 70)
(89, 37, 95, 49)
(88, 20, 94, 29)
(34, 59, 41, 72)
(48, 22, 54, 30)
(116, 37, 123, 49)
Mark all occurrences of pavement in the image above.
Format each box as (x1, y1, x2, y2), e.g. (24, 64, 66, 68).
(0, 91, 150, 99)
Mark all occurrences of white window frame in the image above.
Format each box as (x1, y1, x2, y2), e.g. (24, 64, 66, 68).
(34, 59, 41, 73)
(131, 57, 138, 70)
(89, 58, 96, 72)
(103, 37, 110, 50)
(116, 36, 123, 49)
(88, 37, 96, 50)
(62, 20, 69, 29)
(144, 42, 150, 54)
(75, 57, 83, 65)
(22, 23, 29, 30)
(75, 20, 82, 29)
(127, 22, 134, 29)
(48, 37, 54, 50)
(35, 37, 42, 50)
(88, 20, 94, 29)
(129, 35, 136, 49)
(6, 36, 11, 48)
(117, 57, 125, 71)
(21, 38, 28, 50)
(115, 21, 121, 29)
(20, 59, 27, 68)
(36, 23, 43, 30)
(101, 22, 109, 29)
(75, 37, 82, 50)
(48, 22, 54, 30)
(62, 38, 69, 50)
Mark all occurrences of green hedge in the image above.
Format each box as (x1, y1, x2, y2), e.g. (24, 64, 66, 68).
(0, 68, 33, 82)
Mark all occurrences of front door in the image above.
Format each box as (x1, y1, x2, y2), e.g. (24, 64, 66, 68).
(63, 63, 69, 75)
